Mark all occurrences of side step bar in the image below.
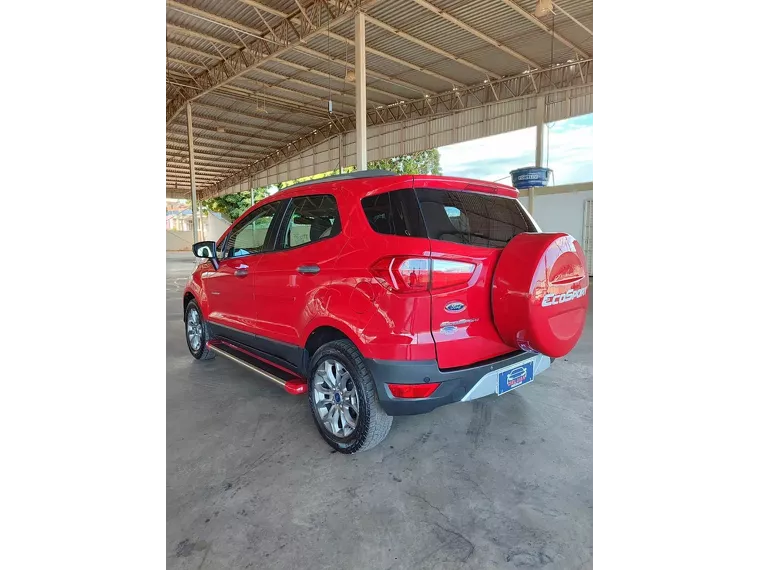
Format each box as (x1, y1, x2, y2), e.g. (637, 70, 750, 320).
(207, 339, 307, 395)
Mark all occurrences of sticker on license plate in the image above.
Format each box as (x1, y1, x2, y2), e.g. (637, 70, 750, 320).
(497, 361, 535, 395)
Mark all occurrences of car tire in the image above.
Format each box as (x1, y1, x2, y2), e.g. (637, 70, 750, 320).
(308, 339, 392, 453)
(184, 299, 215, 360)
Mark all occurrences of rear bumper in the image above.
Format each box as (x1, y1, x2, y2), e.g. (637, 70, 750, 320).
(365, 351, 552, 416)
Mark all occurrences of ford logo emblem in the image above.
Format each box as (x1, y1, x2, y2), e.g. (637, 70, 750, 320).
(444, 301, 465, 313)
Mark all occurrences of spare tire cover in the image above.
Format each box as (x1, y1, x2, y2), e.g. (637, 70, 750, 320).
(492, 233, 589, 358)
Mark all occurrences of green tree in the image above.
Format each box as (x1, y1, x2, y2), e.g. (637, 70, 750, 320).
(202, 185, 270, 221)
(202, 150, 442, 220)
(276, 149, 443, 189)
(277, 168, 342, 191)
(369, 149, 441, 175)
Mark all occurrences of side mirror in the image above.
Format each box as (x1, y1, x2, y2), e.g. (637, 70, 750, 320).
(192, 241, 219, 270)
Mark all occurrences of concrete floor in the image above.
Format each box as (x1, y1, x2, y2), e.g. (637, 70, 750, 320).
(167, 254, 592, 570)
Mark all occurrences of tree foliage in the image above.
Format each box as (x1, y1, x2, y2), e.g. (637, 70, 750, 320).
(277, 149, 441, 188)
(277, 168, 342, 191)
(369, 149, 441, 175)
(201, 149, 442, 221)
(202, 185, 269, 221)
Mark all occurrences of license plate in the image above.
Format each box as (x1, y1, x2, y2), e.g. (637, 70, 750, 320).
(497, 360, 535, 395)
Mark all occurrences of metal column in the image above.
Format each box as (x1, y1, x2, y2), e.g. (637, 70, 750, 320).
(530, 95, 547, 214)
(186, 102, 199, 243)
(355, 11, 367, 171)
(535, 94, 546, 167)
(338, 133, 344, 174)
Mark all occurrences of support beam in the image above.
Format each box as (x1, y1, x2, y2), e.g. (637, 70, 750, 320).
(270, 55, 394, 104)
(216, 84, 336, 119)
(193, 98, 321, 130)
(166, 0, 385, 124)
(166, 136, 271, 155)
(166, 1, 264, 39)
(167, 57, 206, 70)
(167, 130, 275, 152)
(338, 133, 344, 174)
(412, 0, 539, 69)
(168, 40, 374, 108)
(167, 162, 241, 174)
(363, 14, 500, 79)
(185, 119, 299, 143)
(531, 94, 547, 215)
(199, 59, 592, 198)
(168, 156, 250, 169)
(500, 1, 589, 59)
(293, 46, 424, 98)
(167, 24, 242, 50)
(167, 42, 222, 61)
(318, 30, 465, 88)
(355, 11, 367, 170)
(237, 0, 288, 19)
(535, 94, 546, 168)
(176, 110, 304, 139)
(553, 1, 593, 37)
(186, 102, 199, 242)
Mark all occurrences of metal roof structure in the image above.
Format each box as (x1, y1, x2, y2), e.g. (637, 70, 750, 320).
(166, 0, 593, 199)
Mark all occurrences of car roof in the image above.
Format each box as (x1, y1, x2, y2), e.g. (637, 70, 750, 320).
(283, 169, 397, 190)
(236, 172, 518, 218)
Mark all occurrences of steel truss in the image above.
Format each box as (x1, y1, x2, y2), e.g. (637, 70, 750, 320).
(194, 59, 592, 197)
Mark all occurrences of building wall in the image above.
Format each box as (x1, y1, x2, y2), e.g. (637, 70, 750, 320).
(166, 214, 231, 251)
(205, 213, 230, 243)
(166, 231, 194, 252)
(517, 182, 593, 274)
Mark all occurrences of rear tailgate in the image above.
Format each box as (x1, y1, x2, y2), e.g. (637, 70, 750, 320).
(413, 178, 536, 369)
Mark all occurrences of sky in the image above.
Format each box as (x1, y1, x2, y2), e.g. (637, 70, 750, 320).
(438, 113, 593, 186)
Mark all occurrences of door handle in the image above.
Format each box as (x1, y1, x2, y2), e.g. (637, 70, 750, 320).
(297, 265, 320, 274)
(234, 264, 249, 277)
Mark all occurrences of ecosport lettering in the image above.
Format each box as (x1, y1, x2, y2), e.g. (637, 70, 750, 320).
(542, 287, 588, 307)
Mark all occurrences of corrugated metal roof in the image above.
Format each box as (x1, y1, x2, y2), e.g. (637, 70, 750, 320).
(166, 0, 593, 196)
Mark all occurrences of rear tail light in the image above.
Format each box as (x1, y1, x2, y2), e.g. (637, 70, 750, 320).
(370, 257, 475, 292)
(370, 256, 430, 292)
(432, 259, 476, 289)
(387, 382, 441, 398)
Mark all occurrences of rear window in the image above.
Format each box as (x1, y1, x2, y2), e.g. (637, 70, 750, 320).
(361, 189, 426, 238)
(415, 188, 535, 248)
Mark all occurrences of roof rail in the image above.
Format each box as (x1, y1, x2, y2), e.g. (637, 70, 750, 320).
(284, 169, 397, 190)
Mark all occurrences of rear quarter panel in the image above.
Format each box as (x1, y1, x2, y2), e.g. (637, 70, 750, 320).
(300, 177, 436, 361)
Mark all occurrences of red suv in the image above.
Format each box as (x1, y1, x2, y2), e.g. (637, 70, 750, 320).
(183, 171, 589, 453)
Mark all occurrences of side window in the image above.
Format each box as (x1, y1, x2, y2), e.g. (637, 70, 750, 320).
(279, 194, 341, 249)
(224, 202, 279, 258)
(360, 189, 426, 237)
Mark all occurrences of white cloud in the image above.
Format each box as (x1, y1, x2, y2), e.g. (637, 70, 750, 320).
(439, 115, 593, 186)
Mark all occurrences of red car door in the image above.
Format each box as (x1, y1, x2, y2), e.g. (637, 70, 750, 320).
(203, 201, 282, 334)
(253, 194, 344, 354)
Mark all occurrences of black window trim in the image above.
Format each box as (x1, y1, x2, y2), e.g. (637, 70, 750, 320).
(272, 193, 342, 252)
(219, 199, 290, 260)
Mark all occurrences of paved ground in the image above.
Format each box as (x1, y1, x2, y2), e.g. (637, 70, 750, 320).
(167, 254, 592, 570)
